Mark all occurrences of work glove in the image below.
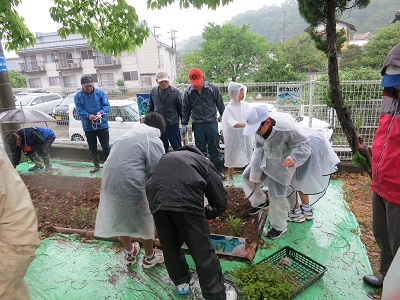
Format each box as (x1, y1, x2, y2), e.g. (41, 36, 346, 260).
(12, 164, 17, 169)
(23, 145, 32, 152)
(181, 125, 187, 133)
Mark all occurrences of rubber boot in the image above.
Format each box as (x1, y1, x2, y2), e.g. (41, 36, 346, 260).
(28, 153, 43, 171)
(43, 156, 52, 174)
(90, 157, 100, 173)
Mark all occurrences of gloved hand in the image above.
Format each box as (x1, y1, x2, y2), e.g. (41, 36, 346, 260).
(23, 145, 32, 152)
(181, 125, 187, 133)
(12, 164, 17, 169)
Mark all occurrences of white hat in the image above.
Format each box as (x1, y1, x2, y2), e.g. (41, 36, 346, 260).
(156, 71, 169, 82)
(243, 106, 270, 135)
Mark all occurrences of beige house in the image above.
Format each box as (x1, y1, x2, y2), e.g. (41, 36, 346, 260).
(17, 31, 178, 91)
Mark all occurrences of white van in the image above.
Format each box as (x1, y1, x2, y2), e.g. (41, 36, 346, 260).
(68, 100, 142, 144)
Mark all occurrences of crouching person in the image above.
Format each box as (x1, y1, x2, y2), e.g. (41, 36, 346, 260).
(146, 145, 237, 300)
(6, 126, 56, 174)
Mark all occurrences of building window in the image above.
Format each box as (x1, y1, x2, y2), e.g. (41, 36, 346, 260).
(63, 75, 77, 88)
(44, 53, 56, 63)
(123, 71, 139, 81)
(97, 55, 112, 65)
(81, 50, 94, 60)
(49, 76, 60, 86)
(99, 73, 114, 86)
(28, 78, 42, 88)
(24, 55, 38, 71)
(59, 52, 73, 68)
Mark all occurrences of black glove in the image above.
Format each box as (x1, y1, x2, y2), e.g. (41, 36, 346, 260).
(204, 205, 217, 220)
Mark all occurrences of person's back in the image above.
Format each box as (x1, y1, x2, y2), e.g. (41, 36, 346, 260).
(146, 145, 226, 216)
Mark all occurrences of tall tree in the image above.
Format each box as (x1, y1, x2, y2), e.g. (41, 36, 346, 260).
(8, 70, 26, 88)
(362, 22, 400, 69)
(298, 0, 372, 176)
(339, 44, 363, 69)
(282, 33, 327, 72)
(199, 23, 268, 82)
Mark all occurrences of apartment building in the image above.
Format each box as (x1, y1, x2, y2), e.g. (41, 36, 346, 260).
(17, 31, 178, 91)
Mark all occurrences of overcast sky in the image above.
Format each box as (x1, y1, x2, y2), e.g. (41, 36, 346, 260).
(4, 0, 285, 57)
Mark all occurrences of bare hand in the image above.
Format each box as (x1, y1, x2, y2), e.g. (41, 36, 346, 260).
(282, 157, 295, 168)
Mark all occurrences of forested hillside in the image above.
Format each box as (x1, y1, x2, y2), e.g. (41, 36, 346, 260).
(178, 0, 399, 52)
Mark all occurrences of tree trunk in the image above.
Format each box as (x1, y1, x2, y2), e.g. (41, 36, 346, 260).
(326, 0, 372, 177)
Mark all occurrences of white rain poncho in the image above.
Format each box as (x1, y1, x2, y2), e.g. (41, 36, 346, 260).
(221, 82, 253, 168)
(246, 112, 339, 203)
(94, 124, 165, 239)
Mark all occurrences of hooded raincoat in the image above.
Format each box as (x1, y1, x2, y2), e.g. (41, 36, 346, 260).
(244, 112, 339, 204)
(221, 82, 253, 168)
(94, 125, 165, 239)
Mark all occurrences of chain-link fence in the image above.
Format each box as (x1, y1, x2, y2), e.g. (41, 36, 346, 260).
(3, 80, 383, 161)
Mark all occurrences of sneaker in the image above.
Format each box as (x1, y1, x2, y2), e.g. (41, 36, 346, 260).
(224, 179, 234, 187)
(29, 164, 43, 171)
(177, 283, 190, 295)
(226, 290, 238, 300)
(90, 165, 100, 173)
(43, 166, 52, 174)
(142, 248, 164, 269)
(266, 228, 287, 239)
(301, 205, 314, 220)
(288, 210, 306, 223)
(125, 242, 140, 265)
(244, 201, 269, 216)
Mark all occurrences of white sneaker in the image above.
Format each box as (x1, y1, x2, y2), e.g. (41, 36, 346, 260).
(224, 178, 234, 187)
(226, 290, 238, 300)
(288, 210, 306, 223)
(142, 248, 164, 269)
(301, 205, 314, 220)
(177, 283, 190, 295)
(125, 242, 140, 265)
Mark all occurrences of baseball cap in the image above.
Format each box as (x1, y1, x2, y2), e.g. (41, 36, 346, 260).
(381, 65, 400, 88)
(188, 68, 203, 85)
(81, 74, 94, 86)
(156, 71, 169, 82)
(243, 106, 270, 136)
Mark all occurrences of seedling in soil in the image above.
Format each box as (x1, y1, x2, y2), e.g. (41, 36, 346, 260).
(52, 208, 59, 220)
(70, 209, 76, 221)
(77, 207, 87, 224)
(227, 215, 242, 236)
(35, 207, 40, 219)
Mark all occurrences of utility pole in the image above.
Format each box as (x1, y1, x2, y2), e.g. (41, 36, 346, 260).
(168, 29, 178, 50)
(152, 25, 160, 38)
(0, 41, 19, 158)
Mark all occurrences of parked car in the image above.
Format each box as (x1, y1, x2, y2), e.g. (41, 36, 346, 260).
(15, 92, 63, 115)
(68, 100, 141, 144)
(52, 92, 77, 125)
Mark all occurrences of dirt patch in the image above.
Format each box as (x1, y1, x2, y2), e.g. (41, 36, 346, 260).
(21, 174, 262, 247)
(21, 172, 379, 274)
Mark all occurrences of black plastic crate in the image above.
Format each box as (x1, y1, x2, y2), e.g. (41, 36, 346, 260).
(258, 246, 327, 298)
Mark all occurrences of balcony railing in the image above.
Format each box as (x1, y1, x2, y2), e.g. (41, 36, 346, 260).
(94, 56, 120, 68)
(20, 61, 46, 73)
(56, 58, 82, 71)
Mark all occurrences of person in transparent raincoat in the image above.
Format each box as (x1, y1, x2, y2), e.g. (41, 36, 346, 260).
(221, 82, 253, 187)
(94, 112, 166, 269)
(242, 106, 339, 239)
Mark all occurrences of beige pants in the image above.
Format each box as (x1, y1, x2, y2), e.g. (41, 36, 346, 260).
(0, 248, 36, 300)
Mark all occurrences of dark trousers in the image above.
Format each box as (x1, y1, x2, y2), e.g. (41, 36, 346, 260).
(84, 128, 110, 161)
(35, 135, 56, 159)
(153, 210, 226, 300)
(372, 192, 400, 276)
(192, 122, 223, 171)
(160, 124, 182, 152)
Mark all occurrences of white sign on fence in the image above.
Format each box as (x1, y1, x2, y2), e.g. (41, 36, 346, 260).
(277, 85, 302, 106)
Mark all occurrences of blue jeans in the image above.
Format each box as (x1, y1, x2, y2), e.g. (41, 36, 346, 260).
(160, 124, 182, 152)
(192, 122, 223, 171)
(85, 128, 110, 162)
